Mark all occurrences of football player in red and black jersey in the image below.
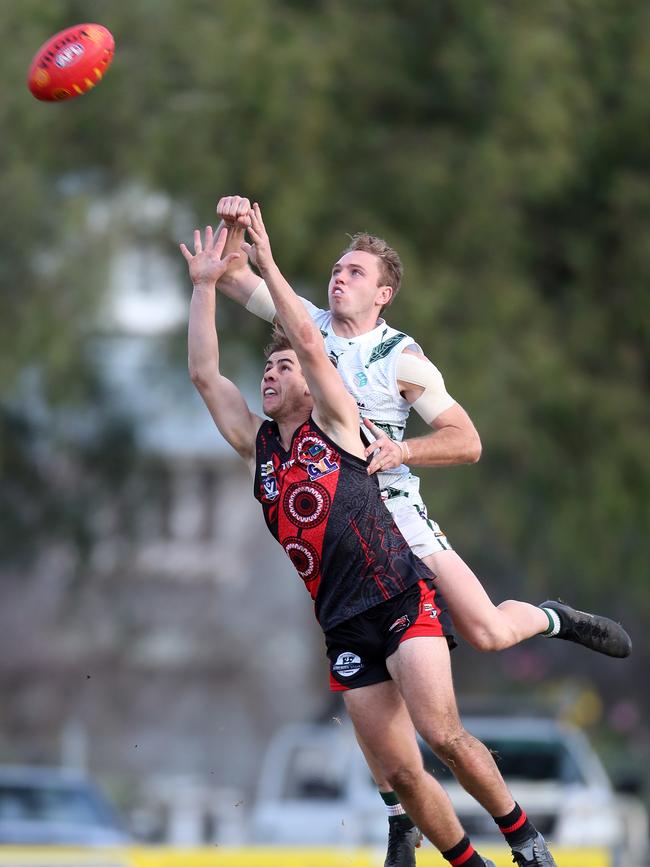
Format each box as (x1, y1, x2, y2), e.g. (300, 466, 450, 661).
(181, 208, 557, 867)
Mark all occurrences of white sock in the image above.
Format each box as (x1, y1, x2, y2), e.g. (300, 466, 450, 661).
(541, 607, 561, 637)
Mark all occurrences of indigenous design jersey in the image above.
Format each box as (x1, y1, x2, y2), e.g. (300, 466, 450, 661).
(300, 299, 454, 493)
(253, 416, 435, 631)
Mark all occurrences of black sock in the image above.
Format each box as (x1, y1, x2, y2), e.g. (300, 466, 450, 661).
(379, 790, 414, 828)
(494, 802, 535, 847)
(442, 835, 486, 866)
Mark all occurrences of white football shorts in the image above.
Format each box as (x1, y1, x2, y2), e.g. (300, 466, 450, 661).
(382, 484, 453, 560)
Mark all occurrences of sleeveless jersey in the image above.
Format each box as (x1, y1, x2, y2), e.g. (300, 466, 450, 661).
(253, 416, 435, 631)
(301, 299, 454, 493)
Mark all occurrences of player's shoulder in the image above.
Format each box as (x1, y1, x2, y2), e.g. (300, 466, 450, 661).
(301, 296, 328, 322)
(400, 342, 427, 361)
(365, 320, 414, 361)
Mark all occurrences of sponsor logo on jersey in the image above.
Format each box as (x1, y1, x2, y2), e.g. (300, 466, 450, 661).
(305, 442, 326, 459)
(260, 460, 279, 501)
(354, 371, 368, 387)
(307, 456, 339, 481)
(328, 350, 341, 368)
(332, 652, 362, 677)
(388, 615, 411, 633)
(297, 434, 339, 481)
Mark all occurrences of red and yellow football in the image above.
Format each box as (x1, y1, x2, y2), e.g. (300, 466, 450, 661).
(27, 23, 115, 101)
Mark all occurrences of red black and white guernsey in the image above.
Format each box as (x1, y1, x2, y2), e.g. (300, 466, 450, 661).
(254, 416, 437, 631)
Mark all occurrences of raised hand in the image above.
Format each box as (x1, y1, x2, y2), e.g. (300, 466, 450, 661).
(363, 418, 409, 475)
(216, 195, 252, 228)
(242, 202, 275, 275)
(179, 226, 241, 288)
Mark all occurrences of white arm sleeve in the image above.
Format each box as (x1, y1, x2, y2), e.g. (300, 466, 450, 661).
(244, 280, 320, 324)
(395, 352, 456, 425)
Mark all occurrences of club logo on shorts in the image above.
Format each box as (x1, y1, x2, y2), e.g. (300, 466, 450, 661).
(388, 615, 411, 633)
(423, 603, 438, 619)
(332, 652, 362, 677)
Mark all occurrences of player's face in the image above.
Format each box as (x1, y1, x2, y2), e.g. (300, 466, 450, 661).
(328, 251, 392, 319)
(261, 349, 309, 417)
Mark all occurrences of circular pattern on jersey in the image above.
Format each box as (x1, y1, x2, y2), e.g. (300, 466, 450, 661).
(283, 481, 330, 529)
(283, 537, 320, 584)
(296, 433, 333, 467)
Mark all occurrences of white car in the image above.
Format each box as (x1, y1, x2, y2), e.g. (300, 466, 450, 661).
(248, 715, 648, 867)
(0, 765, 130, 847)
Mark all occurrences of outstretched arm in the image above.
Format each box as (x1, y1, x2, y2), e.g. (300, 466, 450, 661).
(181, 226, 263, 471)
(246, 203, 362, 453)
(213, 195, 277, 321)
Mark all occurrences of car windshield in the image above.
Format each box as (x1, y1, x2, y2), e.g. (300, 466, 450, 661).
(0, 783, 116, 827)
(281, 744, 345, 800)
(420, 737, 585, 785)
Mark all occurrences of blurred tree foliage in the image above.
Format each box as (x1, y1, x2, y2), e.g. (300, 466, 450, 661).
(1, 0, 648, 620)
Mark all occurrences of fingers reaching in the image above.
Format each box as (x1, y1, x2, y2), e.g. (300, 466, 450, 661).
(241, 241, 257, 266)
(213, 226, 227, 256)
(180, 225, 240, 281)
(362, 419, 406, 475)
(247, 203, 264, 241)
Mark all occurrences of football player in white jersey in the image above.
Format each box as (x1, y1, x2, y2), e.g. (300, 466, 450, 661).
(212, 195, 631, 867)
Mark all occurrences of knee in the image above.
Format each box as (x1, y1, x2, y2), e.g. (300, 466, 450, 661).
(384, 762, 423, 797)
(463, 607, 520, 653)
(426, 724, 470, 766)
(467, 628, 511, 653)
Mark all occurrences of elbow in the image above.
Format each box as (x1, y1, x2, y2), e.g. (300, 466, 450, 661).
(299, 320, 320, 348)
(189, 362, 210, 392)
(467, 433, 482, 464)
(298, 323, 324, 359)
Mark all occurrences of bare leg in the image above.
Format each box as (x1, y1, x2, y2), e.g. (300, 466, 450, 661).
(343, 679, 466, 853)
(424, 550, 549, 652)
(354, 725, 405, 793)
(363, 550, 547, 790)
(387, 635, 515, 817)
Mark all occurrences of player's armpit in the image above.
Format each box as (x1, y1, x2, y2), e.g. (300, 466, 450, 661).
(395, 351, 456, 424)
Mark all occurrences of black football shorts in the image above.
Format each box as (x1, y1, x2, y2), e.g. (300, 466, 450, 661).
(325, 577, 455, 691)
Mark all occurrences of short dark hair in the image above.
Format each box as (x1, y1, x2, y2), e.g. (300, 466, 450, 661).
(342, 233, 403, 306)
(263, 324, 292, 359)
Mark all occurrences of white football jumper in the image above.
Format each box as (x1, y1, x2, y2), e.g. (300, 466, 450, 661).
(301, 298, 455, 558)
